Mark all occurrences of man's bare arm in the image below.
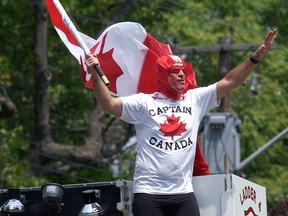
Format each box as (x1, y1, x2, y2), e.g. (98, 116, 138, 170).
(216, 29, 277, 100)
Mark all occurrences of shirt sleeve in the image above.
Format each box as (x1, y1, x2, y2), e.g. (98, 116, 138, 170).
(119, 93, 147, 124)
(191, 83, 220, 118)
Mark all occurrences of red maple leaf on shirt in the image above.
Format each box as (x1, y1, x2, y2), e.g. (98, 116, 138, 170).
(159, 114, 187, 140)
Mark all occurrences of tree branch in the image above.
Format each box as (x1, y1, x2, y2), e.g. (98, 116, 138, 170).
(0, 83, 17, 116)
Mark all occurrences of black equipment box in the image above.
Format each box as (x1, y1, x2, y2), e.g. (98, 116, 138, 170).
(0, 180, 133, 216)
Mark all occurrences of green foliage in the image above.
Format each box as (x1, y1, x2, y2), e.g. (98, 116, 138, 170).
(0, 126, 48, 188)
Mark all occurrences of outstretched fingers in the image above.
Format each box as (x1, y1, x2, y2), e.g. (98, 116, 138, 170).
(254, 29, 277, 60)
(265, 29, 277, 48)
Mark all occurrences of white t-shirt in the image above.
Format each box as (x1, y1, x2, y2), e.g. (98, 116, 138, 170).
(120, 83, 219, 194)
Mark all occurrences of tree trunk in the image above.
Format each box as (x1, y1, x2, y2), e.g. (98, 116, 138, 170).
(33, 0, 52, 147)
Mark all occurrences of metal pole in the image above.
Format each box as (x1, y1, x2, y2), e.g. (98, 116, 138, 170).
(237, 127, 288, 170)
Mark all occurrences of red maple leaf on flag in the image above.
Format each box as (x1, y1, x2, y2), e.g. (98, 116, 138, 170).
(90, 32, 123, 94)
(159, 114, 187, 140)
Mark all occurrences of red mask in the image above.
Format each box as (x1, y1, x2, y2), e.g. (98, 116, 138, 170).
(155, 55, 187, 100)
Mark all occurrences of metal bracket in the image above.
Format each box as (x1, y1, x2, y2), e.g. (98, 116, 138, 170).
(116, 179, 133, 216)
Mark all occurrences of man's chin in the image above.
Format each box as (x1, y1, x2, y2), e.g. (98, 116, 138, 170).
(176, 87, 185, 92)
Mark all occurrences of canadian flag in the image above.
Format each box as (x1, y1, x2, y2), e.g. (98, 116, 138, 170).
(46, 0, 197, 96)
(85, 22, 175, 95)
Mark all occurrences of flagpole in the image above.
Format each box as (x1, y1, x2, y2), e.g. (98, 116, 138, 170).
(52, 0, 110, 86)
